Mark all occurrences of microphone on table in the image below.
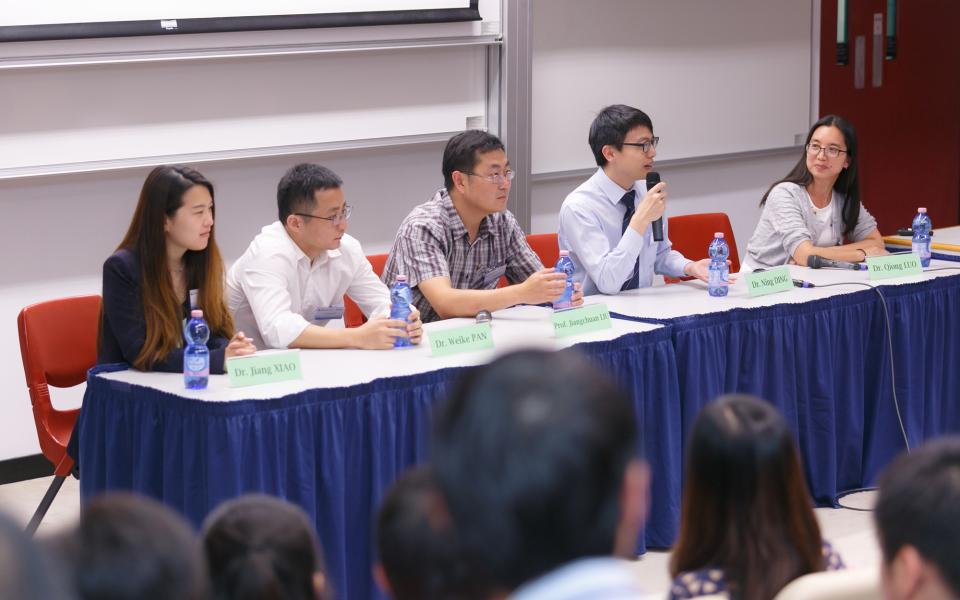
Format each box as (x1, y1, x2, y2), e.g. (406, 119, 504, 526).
(754, 268, 816, 288)
(806, 255, 868, 271)
(646, 171, 664, 242)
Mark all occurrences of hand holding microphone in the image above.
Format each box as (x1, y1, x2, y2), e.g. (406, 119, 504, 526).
(631, 172, 667, 236)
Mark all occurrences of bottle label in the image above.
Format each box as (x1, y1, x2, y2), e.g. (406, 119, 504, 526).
(185, 354, 208, 374)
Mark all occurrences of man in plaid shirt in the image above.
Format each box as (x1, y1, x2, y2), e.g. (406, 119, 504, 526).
(383, 130, 582, 323)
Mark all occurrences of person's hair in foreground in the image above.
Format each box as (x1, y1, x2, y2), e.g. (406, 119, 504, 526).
(115, 164, 233, 369)
(50, 492, 208, 600)
(0, 511, 74, 599)
(375, 466, 479, 600)
(203, 494, 328, 600)
(875, 436, 960, 600)
(670, 394, 826, 599)
(760, 114, 862, 236)
(432, 349, 640, 593)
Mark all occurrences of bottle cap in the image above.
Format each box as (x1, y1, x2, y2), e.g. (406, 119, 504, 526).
(714, 232, 724, 238)
(395, 274, 407, 283)
(918, 207, 927, 213)
(191, 309, 203, 318)
(559, 250, 570, 257)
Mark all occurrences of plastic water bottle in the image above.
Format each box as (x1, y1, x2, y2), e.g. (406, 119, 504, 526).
(552, 250, 575, 310)
(183, 309, 210, 389)
(390, 275, 413, 348)
(707, 232, 730, 297)
(911, 207, 932, 268)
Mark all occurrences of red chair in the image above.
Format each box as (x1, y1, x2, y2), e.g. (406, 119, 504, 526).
(526, 233, 560, 269)
(344, 253, 389, 328)
(665, 213, 740, 283)
(17, 295, 101, 534)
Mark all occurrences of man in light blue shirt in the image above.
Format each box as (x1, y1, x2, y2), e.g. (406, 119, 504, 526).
(559, 105, 710, 295)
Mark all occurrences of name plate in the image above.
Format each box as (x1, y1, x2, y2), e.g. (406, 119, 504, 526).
(226, 349, 303, 388)
(428, 323, 493, 357)
(746, 267, 794, 297)
(552, 303, 612, 338)
(867, 253, 923, 280)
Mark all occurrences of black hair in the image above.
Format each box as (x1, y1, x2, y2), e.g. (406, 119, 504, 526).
(441, 130, 505, 190)
(203, 494, 327, 600)
(760, 114, 862, 237)
(277, 163, 343, 224)
(375, 466, 483, 600)
(588, 104, 654, 167)
(0, 512, 74, 600)
(431, 349, 638, 591)
(875, 436, 960, 597)
(50, 492, 208, 600)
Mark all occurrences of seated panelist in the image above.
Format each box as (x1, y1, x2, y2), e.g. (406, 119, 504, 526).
(99, 165, 255, 373)
(559, 105, 712, 295)
(227, 163, 423, 350)
(383, 130, 582, 323)
(745, 114, 886, 270)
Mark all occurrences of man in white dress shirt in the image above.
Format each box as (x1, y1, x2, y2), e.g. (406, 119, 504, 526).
(558, 105, 711, 295)
(227, 163, 422, 350)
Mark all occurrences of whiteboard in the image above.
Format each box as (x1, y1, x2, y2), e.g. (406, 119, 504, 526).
(3, 1, 472, 26)
(531, 0, 812, 174)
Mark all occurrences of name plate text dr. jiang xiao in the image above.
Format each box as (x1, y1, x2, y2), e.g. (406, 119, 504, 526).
(226, 349, 302, 388)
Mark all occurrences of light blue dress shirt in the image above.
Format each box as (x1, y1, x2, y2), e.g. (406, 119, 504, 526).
(558, 167, 691, 295)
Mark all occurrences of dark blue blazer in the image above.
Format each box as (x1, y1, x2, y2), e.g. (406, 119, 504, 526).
(98, 248, 229, 373)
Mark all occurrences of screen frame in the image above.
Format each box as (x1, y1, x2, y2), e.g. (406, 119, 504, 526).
(0, 1, 481, 43)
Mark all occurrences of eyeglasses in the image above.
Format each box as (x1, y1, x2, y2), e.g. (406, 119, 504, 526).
(294, 204, 353, 226)
(462, 170, 516, 185)
(806, 143, 847, 158)
(621, 137, 660, 153)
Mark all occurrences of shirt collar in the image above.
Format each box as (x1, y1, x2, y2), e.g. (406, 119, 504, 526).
(593, 167, 639, 207)
(274, 221, 342, 266)
(438, 187, 495, 240)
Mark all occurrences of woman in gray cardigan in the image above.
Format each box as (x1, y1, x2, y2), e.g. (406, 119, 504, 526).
(745, 115, 886, 270)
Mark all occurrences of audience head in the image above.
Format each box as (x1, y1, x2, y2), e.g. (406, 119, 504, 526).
(588, 104, 655, 168)
(670, 394, 824, 599)
(441, 130, 511, 214)
(51, 492, 208, 600)
(203, 494, 327, 600)
(875, 436, 960, 600)
(277, 163, 348, 258)
(375, 466, 478, 600)
(761, 114, 861, 235)
(117, 164, 232, 369)
(432, 349, 646, 593)
(0, 512, 74, 600)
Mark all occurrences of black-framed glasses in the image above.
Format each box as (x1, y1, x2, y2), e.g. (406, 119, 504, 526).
(622, 137, 660, 153)
(294, 204, 353, 226)
(462, 170, 516, 185)
(806, 143, 847, 158)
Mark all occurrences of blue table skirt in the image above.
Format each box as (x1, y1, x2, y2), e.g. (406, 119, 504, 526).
(77, 327, 680, 600)
(668, 275, 960, 505)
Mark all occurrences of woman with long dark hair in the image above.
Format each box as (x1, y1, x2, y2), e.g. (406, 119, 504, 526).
(668, 395, 844, 599)
(745, 115, 886, 269)
(99, 164, 255, 372)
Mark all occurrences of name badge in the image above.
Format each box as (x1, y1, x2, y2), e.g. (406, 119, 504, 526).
(314, 306, 344, 321)
(482, 264, 507, 286)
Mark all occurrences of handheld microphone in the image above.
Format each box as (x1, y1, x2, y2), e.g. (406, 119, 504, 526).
(806, 255, 867, 271)
(646, 171, 664, 242)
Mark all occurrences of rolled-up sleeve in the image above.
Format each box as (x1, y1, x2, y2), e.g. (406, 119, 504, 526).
(850, 202, 879, 241)
(560, 202, 644, 295)
(238, 256, 310, 349)
(768, 186, 812, 259)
